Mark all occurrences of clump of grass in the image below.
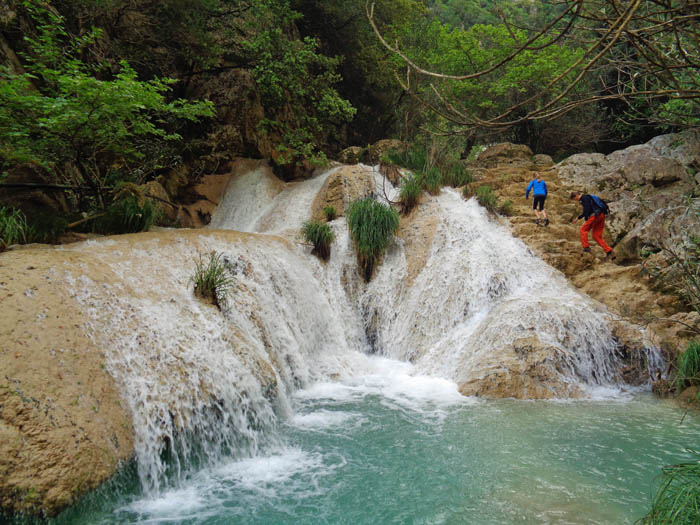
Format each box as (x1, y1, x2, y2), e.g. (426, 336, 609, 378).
(643, 453, 700, 524)
(322, 206, 337, 221)
(347, 197, 400, 281)
(93, 196, 161, 234)
(301, 219, 335, 260)
(462, 184, 474, 199)
(422, 167, 442, 195)
(442, 162, 473, 187)
(499, 199, 514, 216)
(191, 251, 235, 309)
(674, 341, 700, 392)
(475, 185, 498, 212)
(399, 174, 422, 214)
(0, 207, 31, 251)
(383, 144, 427, 173)
(28, 211, 68, 243)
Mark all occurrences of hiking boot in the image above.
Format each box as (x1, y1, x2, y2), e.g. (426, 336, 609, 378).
(543, 218, 549, 226)
(606, 251, 616, 260)
(583, 247, 591, 253)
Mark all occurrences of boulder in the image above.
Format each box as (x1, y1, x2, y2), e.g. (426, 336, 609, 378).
(532, 154, 554, 170)
(311, 165, 375, 220)
(368, 139, 405, 163)
(474, 143, 534, 168)
(337, 146, 366, 165)
(557, 132, 700, 262)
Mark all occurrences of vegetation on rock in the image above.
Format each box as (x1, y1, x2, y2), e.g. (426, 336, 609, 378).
(301, 219, 335, 260)
(191, 251, 235, 309)
(643, 454, 700, 525)
(347, 197, 399, 281)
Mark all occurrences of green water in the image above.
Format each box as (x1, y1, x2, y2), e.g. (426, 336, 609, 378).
(54, 378, 700, 525)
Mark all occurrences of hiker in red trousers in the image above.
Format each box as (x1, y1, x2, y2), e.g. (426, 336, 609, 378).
(570, 191, 615, 259)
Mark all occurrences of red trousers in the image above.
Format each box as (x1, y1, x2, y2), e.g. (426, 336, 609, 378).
(580, 214, 612, 253)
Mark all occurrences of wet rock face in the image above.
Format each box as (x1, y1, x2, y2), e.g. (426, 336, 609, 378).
(311, 165, 375, 220)
(557, 130, 700, 262)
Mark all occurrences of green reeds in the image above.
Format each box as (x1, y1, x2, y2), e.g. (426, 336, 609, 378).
(0, 207, 31, 251)
(191, 251, 235, 309)
(301, 219, 335, 260)
(93, 196, 161, 234)
(442, 162, 473, 187)
(346, 197, 400, 281)
(322, 206, 338, 221)
(674, 341, 700, 391)
(475, 185, 498, 212)
(643, 454, 700, 524)
(399, 174, 422, 214)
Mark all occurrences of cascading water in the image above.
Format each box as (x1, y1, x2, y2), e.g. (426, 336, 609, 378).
(50, 163, 699, 524)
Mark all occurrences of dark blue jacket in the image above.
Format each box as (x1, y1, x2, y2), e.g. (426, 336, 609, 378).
(526, 179, 547, 198)
(577, 194, 604, 220)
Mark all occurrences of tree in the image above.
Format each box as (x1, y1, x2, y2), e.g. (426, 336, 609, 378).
(0, 1, 214, 209)
(367, 0, 700, 134)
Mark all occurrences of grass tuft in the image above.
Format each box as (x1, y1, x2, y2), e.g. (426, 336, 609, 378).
(422, 167, 442, 195)
(322, 206, 338, 221)
(442, 162, 473, 187)
(347, 197, 400, 281)
(301, 219, 335, 260)
(475, 185, 498, 212)
(93, 196, 161, 234)
(643, 453, 700, 524)
(674, 341, 700, 392)
(383, 145, 427, 173)
(191, 251, 235, 309)
(499, 199, 514, 216)
(0, 207, 31, 251)
(399, 174, 423, 214)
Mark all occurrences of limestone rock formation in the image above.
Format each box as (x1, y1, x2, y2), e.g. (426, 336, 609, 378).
(473, 142, 534, 169)
(311, 165, 375, 220)
(557, 130, 700, 262)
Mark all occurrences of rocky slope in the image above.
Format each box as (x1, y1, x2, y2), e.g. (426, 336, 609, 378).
(466, 134, 700, 366)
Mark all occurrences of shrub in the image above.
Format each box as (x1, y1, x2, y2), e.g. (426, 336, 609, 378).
(643, 454, 700, 524)
(475, 185, 498, 212)
(399, 175, 422, 214)
(442, 162, 473, 187)
(191, 251, 234, 309)
(674, 341, 700, 392)
(0, 207, 31, 251)
(462, 184, 475, 199)
(93, 196, 161, 234)
(28, 211, 68, 244)
(499, 199, 514, 216)
(422, 167, 442, 195)
(301, 219, 335, 260)
(383, 144, 427, 173)
(322, 206, 338, 221)
(346, 197, 400, 281)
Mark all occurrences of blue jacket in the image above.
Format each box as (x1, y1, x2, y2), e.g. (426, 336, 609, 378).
(526, 179, 547, 198)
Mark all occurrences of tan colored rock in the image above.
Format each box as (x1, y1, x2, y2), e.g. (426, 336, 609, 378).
(337, 146, 366, 165)
(458, 336, 583, 399)
(310, 165, 375, 220)
(532, 154, 554, 169)
(0, 251, 134, 516)
(474, 143, 534, 169)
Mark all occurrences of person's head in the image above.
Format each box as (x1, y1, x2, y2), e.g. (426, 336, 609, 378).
(570, 191, 582, 201)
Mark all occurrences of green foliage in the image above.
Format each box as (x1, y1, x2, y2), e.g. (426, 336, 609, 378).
(383, 145, 427, 173)
(346, 198, 400, 281)
(301, 219, 335, 260)
(399, 174, 423, 214)
(442, 162, 473, 187)
(475, 185, 498, 212)
(0, 1, 213, 208)
(422, 167, 442, 195)
(92, 196, 161, 235)
(674, 341, 700, 392)
(191, 251, 235, 309)
(28, 211, 69, 244)
(322, 206, 338, 221)
(0, 207, 31, 251)
(643, 453, 700, 524)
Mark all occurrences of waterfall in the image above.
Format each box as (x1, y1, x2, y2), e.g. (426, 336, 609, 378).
(65, 163, 653, 496)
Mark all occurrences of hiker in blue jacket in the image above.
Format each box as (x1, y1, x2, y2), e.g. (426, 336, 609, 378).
(525, 173, 549, 225)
